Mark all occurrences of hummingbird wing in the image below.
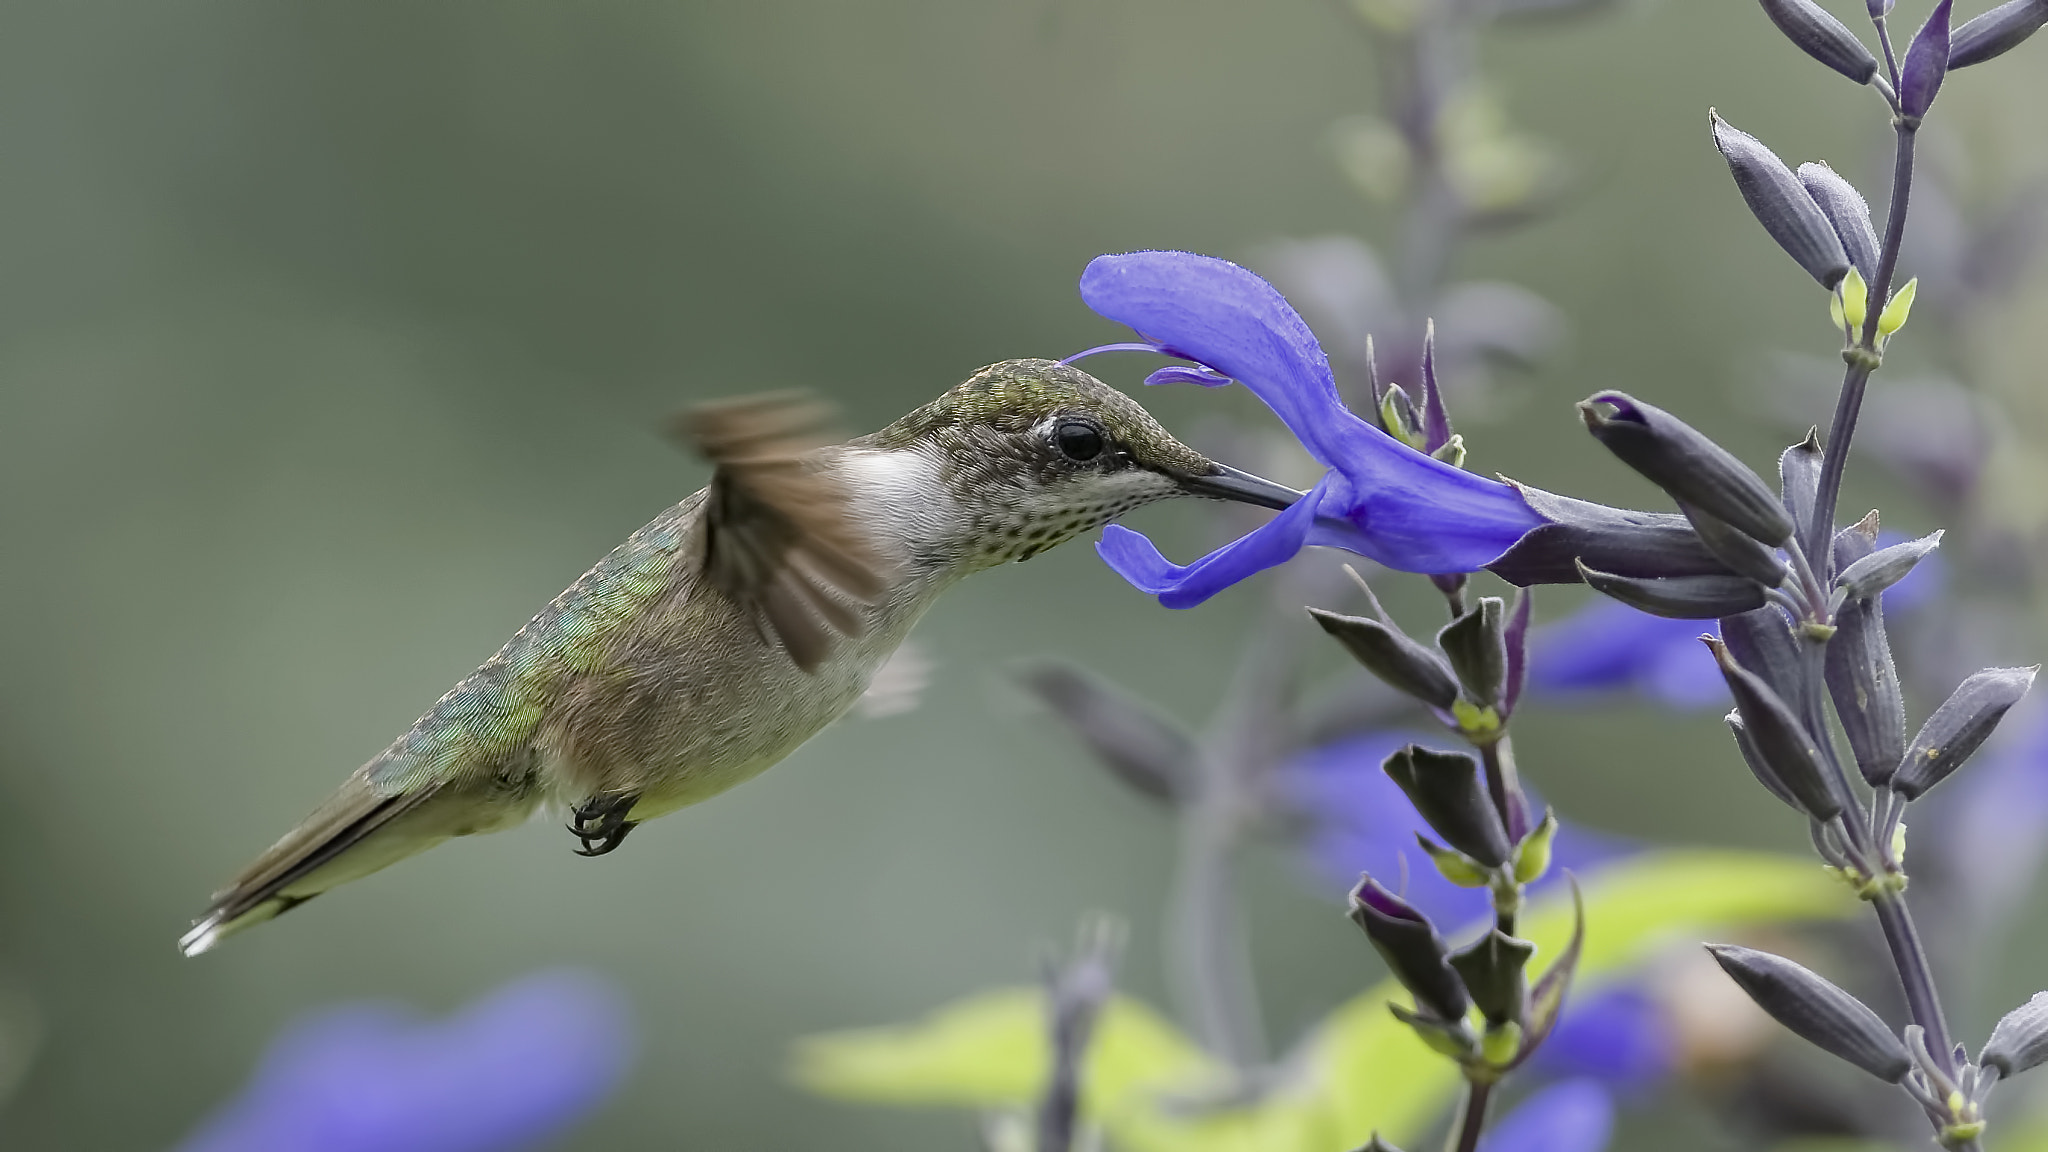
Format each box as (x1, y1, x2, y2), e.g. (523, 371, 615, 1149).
(675, 393, 889, 672)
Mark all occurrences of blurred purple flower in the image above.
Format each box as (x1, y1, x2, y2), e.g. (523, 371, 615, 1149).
(1933, 697, 2048, 933)
(1070, 251, 1548, 607)
(177, 970, 634, 1152)
(1279, 733, 1629, 926)
(1482, 1079, 1615, 1152)
(1527, 985, 1675, 1096)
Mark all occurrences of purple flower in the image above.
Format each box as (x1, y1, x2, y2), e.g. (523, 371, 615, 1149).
(1527, 985, 1676, 1096)
(177, 970, 634, 1152)
(1528, 600, 1728, 710)
(1482, 1079, 1615, 1152)
(1073, 251, 1548, 608)
(1279, 734, 1629, 926)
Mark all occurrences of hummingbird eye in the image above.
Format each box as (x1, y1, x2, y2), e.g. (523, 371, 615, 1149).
(1052, 419, 1105, 463)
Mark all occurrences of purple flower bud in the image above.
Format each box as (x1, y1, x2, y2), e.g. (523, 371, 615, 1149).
(1711, 112, 1853, 289)
(1981, 991, 2048, 1077)
(1383, 744, 1514, 868)
(1779, 430, 1825, 528)
(1449, 929, 1535, 1027)
(1015, 660, 1192, 805)
(1707, 636, 1842, 820)
(1759, 0, 1881, 82)
(1827, 597, 1908, 787)
(1310, 606, 1461, 710)
(1950, 0, 2048, 68)
(1894, 666, 2039, 799)
(1836, 530, 1943, 600)
(1899, 0, 1955, 119)
(1577, 561, 1767, 620)
(1727, 710, 1809, 811)
(1419, 320, 1453, 455)
(1719, 606, 1804, 707)
(1580, 391, 1796, 545)
(1488, 486, 1739, 587)
(1348, 876, 1471, 1023)
(1798, 163, 1882, 280)
(1437, 597, 1509, 707)
(1680, 503, 1789, 587)
(1706, 945, 1911, 1082)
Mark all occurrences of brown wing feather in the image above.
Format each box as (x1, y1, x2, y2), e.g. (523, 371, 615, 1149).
(672, 393, 889, 672)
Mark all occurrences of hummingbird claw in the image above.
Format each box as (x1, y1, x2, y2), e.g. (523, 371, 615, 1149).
(567, 792, 640, 857)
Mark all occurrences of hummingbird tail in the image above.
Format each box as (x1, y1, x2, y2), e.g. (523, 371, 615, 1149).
(179, 782, 436, 957)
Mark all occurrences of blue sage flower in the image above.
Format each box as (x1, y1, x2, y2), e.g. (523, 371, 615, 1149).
(1528, 599, 1729, 710)
(1482, 1078, 1615, 1152)
(176, 970, 634, 1152)
(1528, 985, 1676, 1095)
(1070, 251, 1548, 607)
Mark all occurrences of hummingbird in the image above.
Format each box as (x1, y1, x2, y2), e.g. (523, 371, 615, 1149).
(178, 358, 1301, 956)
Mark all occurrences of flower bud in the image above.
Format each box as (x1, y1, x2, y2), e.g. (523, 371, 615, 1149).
(1893, 666, 2039, 800)
(1513, 809, 1558, 885)
(1780, 428, 1825, 528)
(1720, 605, 1803, 705)
(1502, 589, 1533, 719)
(1833, 511, 1881, 573)
(1681, 503, 1790, 587)
(1381, 384, 1426, 451)
(1486, 485, 1738, 587)
(1438, 597, 1509, 707)
(1981, 991, 2048, 1078)
(1711, 112, 1852, 289)
(1727, 710, 1808, 812)
(1708, 636, 1841, 820)
(1899, 0, 1955, 119)
(1349, 877, 1470, 1023)
(1516, 880, 1585, 1067)
(1706, 944, 1911, 1081)
(1577, 561, 1767, 619)
(1826, 596, 1907, 787)
(1450, 930, 1536, 1027)
(1417, 834, 1492, 888)
(1384, 745, 1513, 868)
(1419, 319, 1453, 455)
(1580, 391, 1795, 545)
(1015, 660, 1193, 805)
(1950, 0, 2048, 68)
(1309, 607, 1461, 710)
(1836, 530, 1942, 600)
(1878, 278, 1918, 337)
(1797, 163, 1881, 280)
(1759, 0, 1881, 82)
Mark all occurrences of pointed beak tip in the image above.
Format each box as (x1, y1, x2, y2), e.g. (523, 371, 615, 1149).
(1172, 463, 1304, 512)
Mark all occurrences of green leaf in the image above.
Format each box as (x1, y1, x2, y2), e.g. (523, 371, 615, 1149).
(790, 850, 1852, 1152)
(790, 987, 1217, 1110)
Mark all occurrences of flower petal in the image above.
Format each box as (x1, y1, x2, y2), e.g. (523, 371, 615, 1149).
(1095, 475, 1333, 609)
(1082, 250, 1544, 574)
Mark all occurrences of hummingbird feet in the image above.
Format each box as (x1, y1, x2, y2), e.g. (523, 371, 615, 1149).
(567, 792, 640, 857)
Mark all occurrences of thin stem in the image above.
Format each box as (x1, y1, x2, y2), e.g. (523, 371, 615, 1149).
(1874, 16, 1903, 93)
(1806, 124, 1918, 569)
(1480, 738, 1529, 844)
(1447, 1079, 1494, 1152)
(1872, 891, 1958, 1076)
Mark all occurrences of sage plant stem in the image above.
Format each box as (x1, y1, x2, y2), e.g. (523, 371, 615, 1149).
(1873, 891, 1960, 1078)
(1807, 125, 1918, 565)
(1448, 1079, 1493, 1152)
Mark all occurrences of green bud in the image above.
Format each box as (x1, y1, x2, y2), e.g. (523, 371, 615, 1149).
(1878, 277, 1918, 337)
(1514, 809, 1559, 884)
(1833, 266, 1870, 332)
(1388, 1002, 1476, 1059)
(1479, 1020, 1524, 1067)
(1431, 433, 1468, 468)
(1381, 385, 1427, 451)
(1418, 834, 1493, 888)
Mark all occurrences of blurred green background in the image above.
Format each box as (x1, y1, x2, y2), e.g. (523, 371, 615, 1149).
(2, 1, 2046, 1148)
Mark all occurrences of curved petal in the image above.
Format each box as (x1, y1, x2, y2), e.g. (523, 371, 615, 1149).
(1095, 475, 1332, 609)
(1080, 250, 1351, 462)
(1082, 251, 1544, 574)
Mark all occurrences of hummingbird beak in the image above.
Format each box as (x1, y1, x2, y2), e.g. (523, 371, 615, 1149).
(1169, 463, 1306, 512)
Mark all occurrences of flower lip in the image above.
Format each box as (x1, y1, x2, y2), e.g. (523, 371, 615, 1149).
(1164, 462, 1305, 512)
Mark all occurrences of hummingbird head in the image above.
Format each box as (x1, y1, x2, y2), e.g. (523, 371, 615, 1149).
(855, 358, 1302, 570)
